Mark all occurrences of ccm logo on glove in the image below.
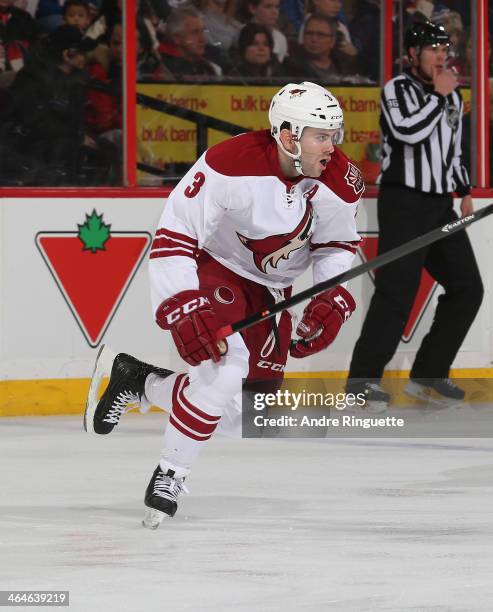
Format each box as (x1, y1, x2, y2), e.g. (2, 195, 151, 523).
(290, 285, 355, 359)
(156, 290, 227, 366)
(164, 296, 211, 325)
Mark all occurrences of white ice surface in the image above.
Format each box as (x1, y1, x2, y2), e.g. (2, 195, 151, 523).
(1, 413, 493, 612)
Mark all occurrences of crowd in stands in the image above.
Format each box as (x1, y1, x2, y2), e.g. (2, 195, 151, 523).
(0, 0, 481, 185)
(0, 0, 122, 184)
(137, 0, 381, 83)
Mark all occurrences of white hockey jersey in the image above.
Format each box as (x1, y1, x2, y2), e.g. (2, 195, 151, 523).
(149, 130, 363, 313)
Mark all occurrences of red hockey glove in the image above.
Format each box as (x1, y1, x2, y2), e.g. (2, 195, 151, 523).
(156, 290, 227, 366)
(289, 285, 355, 359)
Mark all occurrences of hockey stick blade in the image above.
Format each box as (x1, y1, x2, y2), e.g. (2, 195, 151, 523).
(217, 203, 493, 340)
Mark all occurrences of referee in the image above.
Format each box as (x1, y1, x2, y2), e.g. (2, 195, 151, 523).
(346, 21, 483, 409)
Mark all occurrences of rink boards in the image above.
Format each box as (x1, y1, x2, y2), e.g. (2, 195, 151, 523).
(0, 196, 492, 415)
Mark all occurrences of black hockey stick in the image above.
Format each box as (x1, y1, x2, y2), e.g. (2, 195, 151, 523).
(216, 203, 493, 341)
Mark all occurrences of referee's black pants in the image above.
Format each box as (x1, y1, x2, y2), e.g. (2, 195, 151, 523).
(348, 186, 483, 381)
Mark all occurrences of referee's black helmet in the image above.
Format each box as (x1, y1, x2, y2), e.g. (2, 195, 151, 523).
(405, 21, 450, 58)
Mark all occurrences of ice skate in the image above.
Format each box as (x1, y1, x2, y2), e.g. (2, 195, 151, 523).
(346, 381, 391, 414)
(142, 466, 188, 529)
(84, 345, 173, 434)
(404, 378, 466, 408)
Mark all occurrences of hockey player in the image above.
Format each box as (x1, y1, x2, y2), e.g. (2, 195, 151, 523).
(84, 82, 363, 528)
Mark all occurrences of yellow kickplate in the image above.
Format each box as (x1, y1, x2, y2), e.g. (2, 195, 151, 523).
(1, 369, 492, 416)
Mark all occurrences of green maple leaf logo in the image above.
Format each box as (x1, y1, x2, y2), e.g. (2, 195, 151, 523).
(78, 210, 111, 253)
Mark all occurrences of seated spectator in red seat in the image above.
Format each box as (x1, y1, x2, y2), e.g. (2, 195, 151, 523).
(284, 14, 342, 82)
(0, 0, 38, 75)
(236, 0, 288, 63)
(63, 0, 92, 33)
(158, 6, 222, 79)
(227, 21, 284, 79)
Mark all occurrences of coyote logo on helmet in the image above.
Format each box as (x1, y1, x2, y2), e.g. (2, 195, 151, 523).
(237, 202, 314, 273)
(289, 88, 307, 98)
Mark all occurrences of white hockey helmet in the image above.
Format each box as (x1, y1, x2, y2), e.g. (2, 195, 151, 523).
(269, 82, 344, 174)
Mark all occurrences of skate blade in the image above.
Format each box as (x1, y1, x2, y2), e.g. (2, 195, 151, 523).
(83, 344, 118, 433)
(404, 382, 464, 409)
(142, 508, 168, 530)
(365, 401, 389, 414)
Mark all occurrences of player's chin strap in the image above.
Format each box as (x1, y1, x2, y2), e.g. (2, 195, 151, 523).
(278, 139, 305, 175)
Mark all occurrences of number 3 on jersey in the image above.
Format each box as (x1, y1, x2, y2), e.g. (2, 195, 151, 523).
(184, 172, 205, 198)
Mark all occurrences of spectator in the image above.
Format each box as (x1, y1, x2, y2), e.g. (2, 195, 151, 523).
(35, 0, 64, 31)
(349, 0, 380, 82)
(448, 27, 492, 86)
(86, 21, 121, 135)
(433, 1, 469, 28)
(403, 0, 434, 25)
(86, 0, 120, 41)
(143, 0, 172, 25)
(137, 17, 173, 81)
(0, 25, 110, 185)
(279, 0, 303, 35)
(86, 20, 122, 181)
(433, 8, 463, 51)
(284, 14, 342, 83)
(236, 0, 288, 63)
(227, 21, 284, 79)
(13, 0, 38, 17)
(301, 0, 359, 66)
(196, 0, 241, 54)
(0, 0, 38, 75)
(63, 0, 92, 33)
(158, 6, 222, 79)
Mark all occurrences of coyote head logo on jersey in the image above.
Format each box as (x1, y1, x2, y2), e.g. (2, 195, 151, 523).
(237, 202, 314, 273)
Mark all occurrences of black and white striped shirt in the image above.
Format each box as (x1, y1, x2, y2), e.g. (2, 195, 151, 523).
(379, 69, 470, 196)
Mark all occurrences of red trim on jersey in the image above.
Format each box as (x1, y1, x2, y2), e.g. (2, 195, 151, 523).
(150, 229, 199, 259)
(149, 249, 198, 260)
(310, 240, 361, 254)
(151, 237, 196, 252)
(155, 228, 198, 247)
